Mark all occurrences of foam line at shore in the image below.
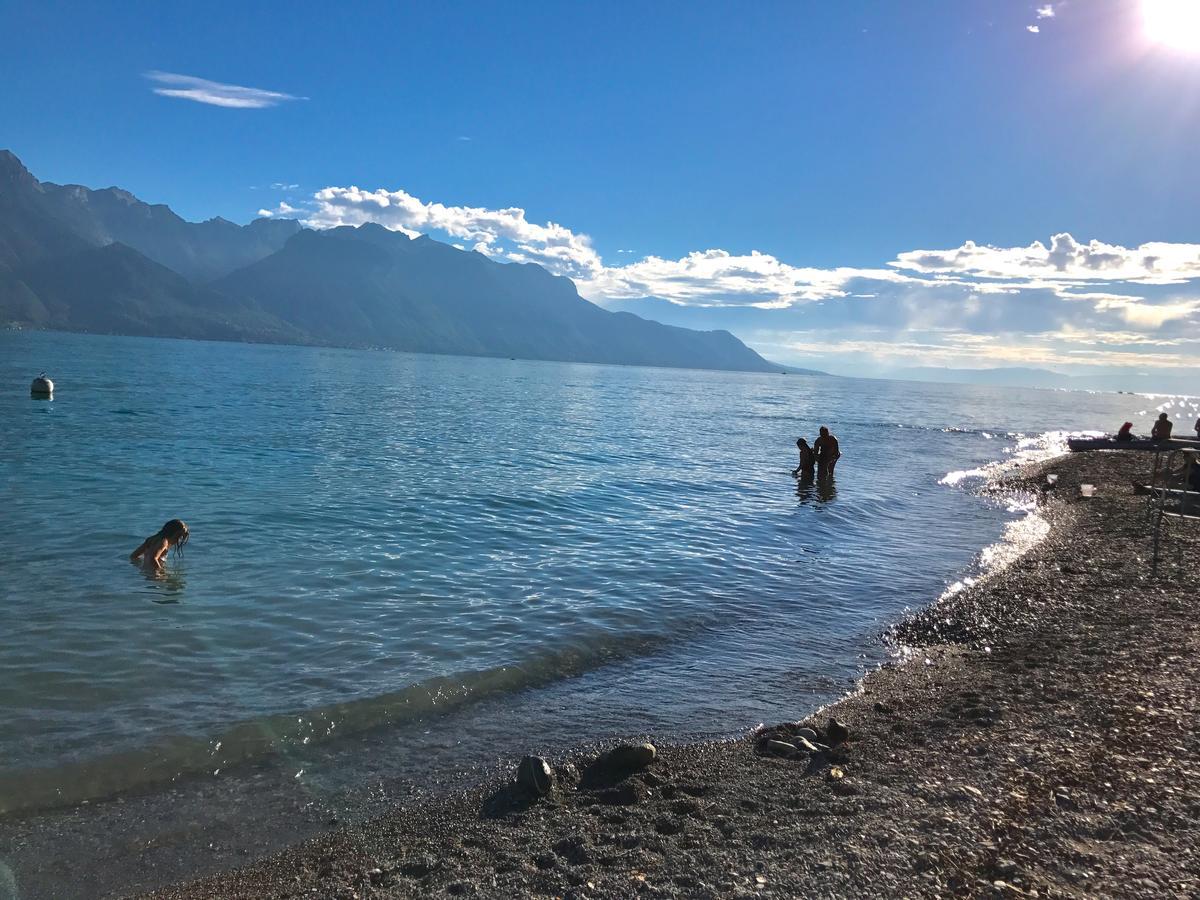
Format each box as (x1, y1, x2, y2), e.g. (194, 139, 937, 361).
(939, 428, 1103, 486)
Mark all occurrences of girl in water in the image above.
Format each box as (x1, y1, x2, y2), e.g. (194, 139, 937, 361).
(130, 519, 190, 571)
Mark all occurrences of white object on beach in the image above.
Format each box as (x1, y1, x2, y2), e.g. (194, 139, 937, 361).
(1046, 473, 1058, 485)
(1080, 484, 1096, 498)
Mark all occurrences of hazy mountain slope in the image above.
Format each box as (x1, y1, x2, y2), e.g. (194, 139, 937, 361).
(215, 225, 781, 371)
(1, 149, 785, 373)
(0, 150, 94, 269)
(0, 150, 299, 280)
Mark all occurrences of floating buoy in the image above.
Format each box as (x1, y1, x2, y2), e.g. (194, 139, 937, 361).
(30, 373, 54, 397)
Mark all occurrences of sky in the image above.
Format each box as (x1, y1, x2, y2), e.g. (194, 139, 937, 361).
(2, 0, 1200, 389)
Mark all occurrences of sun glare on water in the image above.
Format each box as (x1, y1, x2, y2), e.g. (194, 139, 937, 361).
(1144, 0, 1200, 52)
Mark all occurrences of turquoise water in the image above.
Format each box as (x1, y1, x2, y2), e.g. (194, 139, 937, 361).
(0, 330, 1180, 813)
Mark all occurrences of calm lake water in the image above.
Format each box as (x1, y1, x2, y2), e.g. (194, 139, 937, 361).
(0, 330, 1189, 814)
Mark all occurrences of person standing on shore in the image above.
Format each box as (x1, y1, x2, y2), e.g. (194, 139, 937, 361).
(792, 437, 816, 480)
(1151, 413, 1173, 441)
(814, 426, 841, 478)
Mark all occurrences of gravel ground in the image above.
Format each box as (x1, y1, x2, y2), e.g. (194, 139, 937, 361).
(130, 450, 1197, 897)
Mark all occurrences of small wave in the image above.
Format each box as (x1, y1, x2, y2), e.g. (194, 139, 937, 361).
(938, 429, 1104, 487)
(0, 629, 665, 816)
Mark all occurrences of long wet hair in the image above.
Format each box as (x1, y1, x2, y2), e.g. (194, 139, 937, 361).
(158, 519, 190, 556)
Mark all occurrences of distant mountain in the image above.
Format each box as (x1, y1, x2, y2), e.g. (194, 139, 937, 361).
(6, 242, 304, 342)
(890, 366, 1074, 390)
(0, 150, 300, 281)
(215, 224, 782, 370)
(0, 150, 785, 373)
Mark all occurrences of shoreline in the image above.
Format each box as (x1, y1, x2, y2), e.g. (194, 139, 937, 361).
(132, 449, 1199, 898)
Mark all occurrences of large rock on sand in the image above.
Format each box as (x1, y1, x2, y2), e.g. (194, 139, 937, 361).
(604, 742, 657, 770)
(516, 755, 555, 796)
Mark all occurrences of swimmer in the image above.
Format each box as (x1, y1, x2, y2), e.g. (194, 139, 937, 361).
(130, 519, 190, 571)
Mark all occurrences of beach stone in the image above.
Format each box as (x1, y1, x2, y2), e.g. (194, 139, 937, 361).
(553, 836, 593, 866)
(826, 718, 851, 746)
(516, 755, 554, 796)
(398, 856, 438, 878)
(597, 781, 647, 806)
(605, 742, 656, 770)
(555, 761, 581, 787)
(654, 816, 684, 835)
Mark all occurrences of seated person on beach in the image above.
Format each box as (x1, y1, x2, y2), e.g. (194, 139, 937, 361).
(130, 519, 190, 571)
(1115, 422, 1134, 442)
(1151, 413, 1173, 441)
(814, 426, 841, 477)
(792, 437, 816, 478)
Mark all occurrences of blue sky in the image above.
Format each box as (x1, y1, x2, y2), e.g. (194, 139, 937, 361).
(3, 0, 1200, 388)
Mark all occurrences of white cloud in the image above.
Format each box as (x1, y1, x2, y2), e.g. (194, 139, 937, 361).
(271, 182, 299, 191)
(258, 181, 1200, 375)
(1027, 25, 1041, 33)
(272, 185, 604, 279)
(1093, 297, 1200, 328)
(891, 233, 1200, 285)
(145, 71, 305, 109)
(575, 249, 916, 307)
(1037, 4, 1055, 18)
(258, 202, 304, 218)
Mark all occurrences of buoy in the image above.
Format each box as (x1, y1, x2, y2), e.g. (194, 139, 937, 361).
(30, 373, 54, 397)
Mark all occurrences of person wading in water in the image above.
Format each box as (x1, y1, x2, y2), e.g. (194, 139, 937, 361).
(814, 426, 841, 478)
(792, 437, 816, 480)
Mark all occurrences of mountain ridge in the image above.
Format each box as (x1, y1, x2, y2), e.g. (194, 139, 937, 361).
(0, 150, 806, 375)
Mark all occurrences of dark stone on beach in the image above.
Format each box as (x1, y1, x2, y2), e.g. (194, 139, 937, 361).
(672, 798, 702, 816)
(398, 856, 438, 878)
(604, 742, 657, 770)
(596, 781, 647, 806)
(534, 852, 557, 870)
(555, 761, 580, 787)
(826, 718, 851, 746)
(654, 816, 684, 835)
(994, 858, 1018, 877)
(831, 778, 860, 797)
(552, 836, 592, 866)
(794, 736, 824, 754)
(516, 755, 554, 796)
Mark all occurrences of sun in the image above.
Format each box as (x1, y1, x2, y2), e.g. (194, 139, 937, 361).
(1144, 0, 1200, 52)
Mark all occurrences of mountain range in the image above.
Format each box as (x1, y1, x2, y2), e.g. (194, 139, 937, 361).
(0, 150, 805, 374)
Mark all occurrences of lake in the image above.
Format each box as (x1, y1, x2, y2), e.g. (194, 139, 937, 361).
(0, 329, 1188, 815)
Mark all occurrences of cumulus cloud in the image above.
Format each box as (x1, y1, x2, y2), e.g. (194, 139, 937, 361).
(1037, 4, 1055, 18)
(576, 249, 916, 308)
(145, 71, 305, 109)
(891, 233, 1200, 285)
(1027, 25, 1041, 33)
(258, 181, 1200, 375)
(268, 185, 604, 279)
